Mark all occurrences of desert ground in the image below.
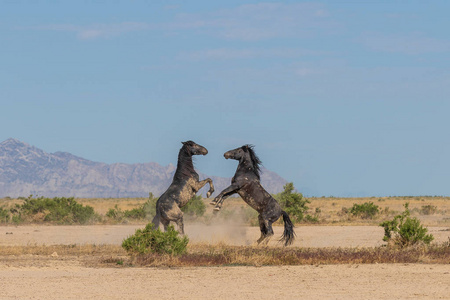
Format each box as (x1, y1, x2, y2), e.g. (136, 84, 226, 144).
(1, 196, 449, 299)
(1, 224, 449, 248)
(1, 262, 449, 300)
(1, 224, 449, 299)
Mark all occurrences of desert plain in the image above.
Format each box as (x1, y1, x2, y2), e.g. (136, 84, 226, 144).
(0, 196, 449, 299)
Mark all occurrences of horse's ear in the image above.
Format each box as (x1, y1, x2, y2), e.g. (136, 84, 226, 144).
(242, 145, 249, 152)
(181, 141, 186, 145)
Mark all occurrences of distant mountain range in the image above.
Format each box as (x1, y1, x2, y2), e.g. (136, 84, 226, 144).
(0, 138, 288, 198)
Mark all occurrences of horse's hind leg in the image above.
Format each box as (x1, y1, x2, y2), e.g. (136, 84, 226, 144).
(160, 217, 170, 232)
(262, 221, 274, 245)
(256, 214, 274, 245)
(256, 214, 268, 244)
(175, 216, 185, 235)
(152, 213, 160, 230)
(163, 204, 185, 234)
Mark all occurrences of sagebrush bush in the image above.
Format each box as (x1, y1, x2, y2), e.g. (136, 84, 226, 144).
(124, 207, 146, 219)
(241, 206, 259, 226)
(122, 223, 188, 255)
(142, 192, 158, 218)
(380, 203, 434, 247)
(106, 193, 158, 222)
(419, 205, 437, 215)
(106, 205, 123, 220)
(304, 214, 319, 223)
(350, 202, 380, 219)
(14, 196, 97, 224)
(181, 195, 205, 217)
(274, 182, 309, 223)
(0, 206, 10, 223)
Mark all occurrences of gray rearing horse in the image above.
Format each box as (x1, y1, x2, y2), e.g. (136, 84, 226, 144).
(210, 145, 295, 246)
(152, 141, 214, 234)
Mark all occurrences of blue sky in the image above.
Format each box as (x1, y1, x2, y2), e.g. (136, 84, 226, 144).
(1, 1, 449, 196)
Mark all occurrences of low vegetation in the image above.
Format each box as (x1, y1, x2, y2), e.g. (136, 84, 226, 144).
(106, 193, 157, 223)
(0, 192, 449, 227)
(349, 202, 380, 219)
(134, 242, 450, 267)
(4, 196, 98, 225)
(274, 182, 310, 223)
(418, 205, 438, 215)
(122, 223, 189, 255)
(380, 203, 434, 247)
(0, 206, 10, 223)
(0, 190, 448, 270)
(2, 241, 448, 267)
(180, 195, 206, 218)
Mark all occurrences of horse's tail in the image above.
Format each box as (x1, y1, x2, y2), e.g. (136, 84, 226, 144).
(280, 210, 295, 246)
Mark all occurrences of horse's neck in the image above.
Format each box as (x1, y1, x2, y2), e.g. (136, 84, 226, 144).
(174, 150, 197, 180)
(235, 159, 257, 179)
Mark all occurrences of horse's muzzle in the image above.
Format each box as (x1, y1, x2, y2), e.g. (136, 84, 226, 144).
(224, 152, 232, 159)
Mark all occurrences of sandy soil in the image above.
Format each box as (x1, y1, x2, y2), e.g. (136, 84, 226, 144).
(1, 224, 449, 247)
(0, 225, 449, 299)
(0, 262, 449, 300)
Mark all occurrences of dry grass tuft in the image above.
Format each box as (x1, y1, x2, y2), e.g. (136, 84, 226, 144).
(1, 242, 448, 268)
(131, 242, 450, 267)
(0, 244, 126, 256)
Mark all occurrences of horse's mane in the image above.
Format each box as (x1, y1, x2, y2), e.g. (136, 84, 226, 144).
(244, 144, 262, 179)
(174, 141, 197, 179)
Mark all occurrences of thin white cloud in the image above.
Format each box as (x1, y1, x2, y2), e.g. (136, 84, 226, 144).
(32, 3, 334, 41)
(296, 68, 321, 77)
(179, 47, 328, 61)
(163, 5, 180, 10)
(36, 22, 152, 40)
(362, 32, 450, 55)
(170, 2, 334, 41)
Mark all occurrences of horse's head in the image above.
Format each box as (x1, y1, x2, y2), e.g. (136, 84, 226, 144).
(224, 145, 262, 178)
(182, 140, 208, 156)
(224, 145, 248, 160)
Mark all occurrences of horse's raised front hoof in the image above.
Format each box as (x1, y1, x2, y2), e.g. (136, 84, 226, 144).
(206, 191, 212, 198)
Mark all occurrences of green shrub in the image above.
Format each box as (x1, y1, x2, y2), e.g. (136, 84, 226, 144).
(17, 196, 97, 224)
(106, 205, 124, 221)
(339, 207, 349, 216)
(304, 214, 319, 223)
(274, 182, 309, 223)
(380, 203, 434, 247)
(122, 223, 188, 255)
(241, 206, 259, 226)
(419, 205, 437, 215)
(0, 206, 10, 223)
(350, 202, 380, 219)
(106, 193, 158, 222)
(181, 195, 205, 217)
(142, 192, 158, 219)
(12, 215, 22, 225)
(124, 207, 146, 219)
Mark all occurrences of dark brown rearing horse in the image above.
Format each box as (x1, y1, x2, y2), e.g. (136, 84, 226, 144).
(152, 141, 214, 234)
(210, 145, 295, 246)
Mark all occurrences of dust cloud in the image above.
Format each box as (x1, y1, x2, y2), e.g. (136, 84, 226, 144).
(184, 208, 255, 246)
